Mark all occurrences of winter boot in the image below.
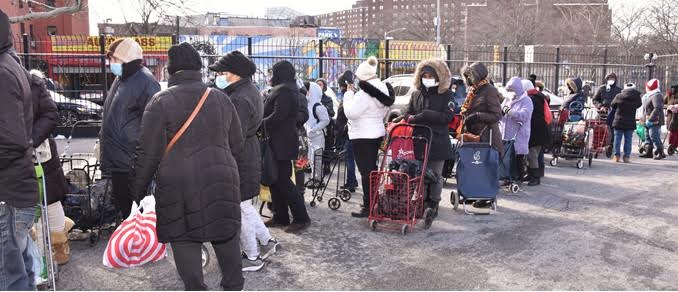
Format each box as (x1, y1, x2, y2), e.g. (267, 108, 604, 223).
(640, 144, 654, 158)
(623, 156, 631, 163)
(351, 208, 369, 218)
(527, 168, 540, 186)
(612, 155, 620, 162)
(51, 231, 70, 265)
(654, 147, 667, 160)
(668, 144, 677, 156)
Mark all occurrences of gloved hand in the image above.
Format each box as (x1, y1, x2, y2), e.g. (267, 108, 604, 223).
(407, 115, 416, 124)
(502, 106, 511, 116)
(645, 120, 654, 128)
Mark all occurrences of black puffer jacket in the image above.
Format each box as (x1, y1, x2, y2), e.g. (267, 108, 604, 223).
(101, 64, 160, 173)
(611, 88, 642, 131)
(263, 62, 299, 161)
(223, 78, 263, 201)
(406, 60, 454, 161)
(130, 70, 245, 243)
(30, 74, 68, 204)
(0, 11, 38, 208)
(593, 73, 622, 109)
(527, 89, 549, 147)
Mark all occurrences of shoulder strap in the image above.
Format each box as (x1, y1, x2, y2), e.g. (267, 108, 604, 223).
(163, 88, 211, 159)
(312, 103, 322, 123)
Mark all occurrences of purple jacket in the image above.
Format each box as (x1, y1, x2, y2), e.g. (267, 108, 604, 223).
(500, 77, 534, 155)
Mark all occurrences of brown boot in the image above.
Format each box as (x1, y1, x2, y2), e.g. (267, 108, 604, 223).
(51, 231, 70, 265)
(612, 155, 620, 163)
(623, 157, 630, 163)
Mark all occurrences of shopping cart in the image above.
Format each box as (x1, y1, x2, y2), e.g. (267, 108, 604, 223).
(306, 144, 352, 210)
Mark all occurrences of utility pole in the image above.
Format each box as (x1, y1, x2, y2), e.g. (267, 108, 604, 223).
(435, 0, 441, 45)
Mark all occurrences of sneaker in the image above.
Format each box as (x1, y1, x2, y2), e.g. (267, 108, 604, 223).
(241, 254, 265, 272)
(259, 239, 279, 260)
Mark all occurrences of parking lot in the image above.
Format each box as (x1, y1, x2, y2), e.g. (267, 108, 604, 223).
(54, 138, 678, 290)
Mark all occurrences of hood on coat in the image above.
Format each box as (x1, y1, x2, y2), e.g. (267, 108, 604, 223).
(606, 72, 618, 84)
(566, 77, 583, 94)
(461, 62, 489, 86)
(414, 58, 452, 94)
(619, 88, 641, 102)
(521, 80, 535, 92)
(306, 82, 323, 105)
(505, 77, 525, 97)
(359, 79, 395, 107)
(0, 10, 13, 54)
(271, 61, 296, 87)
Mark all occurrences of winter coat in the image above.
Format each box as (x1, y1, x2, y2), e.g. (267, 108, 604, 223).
(527, 89, 549, 147)
(500, 77, 533, 155)
(461, 63, 504, 155)
(592, 73, 622, 109)
(321, 94, 335, 118)
(0, 31, 38, 208)
(223, 78, 263, 202)
(129, 70, 245, 243)
(561, 77, 587, 120)
(344, 79, 395, 140)
(643, 90, 665, 126)
(263, 82, 300, 161)
(610, 88, 643, 131)
(30, 75, 68, 204)
(666, 93, 678, 132)
(305, 82, 330, 139)
(406, 59, 454, 161)
(101, 64, 161, 173)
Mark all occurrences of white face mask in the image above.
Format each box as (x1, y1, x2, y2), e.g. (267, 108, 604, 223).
(422, 78, 439, 88)
(607, 79, 615, 86)
(506, 92, 517, 100)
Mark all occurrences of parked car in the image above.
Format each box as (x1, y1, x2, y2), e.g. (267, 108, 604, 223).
(496, 85, 563, 110)
(49, 90, 102, 127)
(383, 74, 416, 122)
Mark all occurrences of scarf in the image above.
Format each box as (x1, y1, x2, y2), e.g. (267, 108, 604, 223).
(457, 79, 489, 136)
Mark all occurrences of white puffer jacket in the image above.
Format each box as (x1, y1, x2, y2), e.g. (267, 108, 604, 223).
(344, 79, 393, 140)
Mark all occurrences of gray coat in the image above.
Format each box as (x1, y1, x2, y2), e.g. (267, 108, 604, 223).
(130, 70, 245, 243)
(101, 66, 160, 173)
(222, 79, 263, 201)
(643, 91, 665, 126)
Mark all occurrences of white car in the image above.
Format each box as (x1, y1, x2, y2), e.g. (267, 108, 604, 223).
(382, 74, 417, 122)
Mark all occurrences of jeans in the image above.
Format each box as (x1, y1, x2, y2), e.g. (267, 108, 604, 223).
(0, 203, 36, 291)
(344, 141, 358, 188)
(645, 125, 663, 149)
(171, 234, 243, 291)
(614, 129, 634, 158)
(528, 146, 542, 168)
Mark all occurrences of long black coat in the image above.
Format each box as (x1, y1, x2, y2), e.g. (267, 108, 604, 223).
(130, 70, 245, 243)
(528, 90, 549, 147)
(30, 75, 68, 204)
(665, 93, 678, 132)
(263, 82, 299, 161)
(0, 21, 37, 208)
(611, 89, 643, 131)
(407, 88, 454, 161)
(222, 78, 263, 201)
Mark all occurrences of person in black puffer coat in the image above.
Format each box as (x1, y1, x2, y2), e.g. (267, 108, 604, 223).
(400, 59, 453, 221)
(525, 85, 549, 186)
(262, 61, 311, 234)
(129, 43, 245, 290)
(101, 38, 160, 219)
(610, 84, 642, 163)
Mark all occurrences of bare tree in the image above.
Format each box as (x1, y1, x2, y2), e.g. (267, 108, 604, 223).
(611, 5, 647, 56)
(119, 0, 197, 35)
(643, 0, 678, 54)
(9, 0, 85, 23)
(468, 0, 538, 46)
(554, 3, 611, 56)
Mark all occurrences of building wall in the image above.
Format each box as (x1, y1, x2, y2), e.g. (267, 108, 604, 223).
(198, 26, 317, 38)
(1, 0, 89, 40)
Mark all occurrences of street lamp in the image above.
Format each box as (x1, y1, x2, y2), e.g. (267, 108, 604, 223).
(384, 27, 407, 40)
(645, 53, 658, 80)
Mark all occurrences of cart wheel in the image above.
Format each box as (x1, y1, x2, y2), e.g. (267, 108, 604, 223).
(338, 189, 352, 202)
(369, 220, 377, 231)
(328, 198, 341, 210)
(201, 244, 210, 269)
(576, 159, 584, 169)
(401, 224, 409, 235)
(423, 208, 433, 230)
(550, 158, 558, 167)
(88, 231, 99, 247)
(588, 153, 593, 167)
(638, 145, 645, 154)
(606, 145, 613, 158)
(317, 196, 323, 202)
(451, 190, 459, 210)
(309, 201, 317, 207)
(510, 184, 520, 194)
(668, 146, 676, 156)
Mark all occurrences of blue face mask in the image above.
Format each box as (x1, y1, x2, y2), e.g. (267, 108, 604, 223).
(110, 63, 123, 77)
(215, 75, 230, 90)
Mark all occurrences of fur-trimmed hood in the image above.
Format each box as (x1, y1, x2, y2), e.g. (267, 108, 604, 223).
(359, 79, 395, 107)
(413, 58, 452, 94)
(461, 62, 489, 86)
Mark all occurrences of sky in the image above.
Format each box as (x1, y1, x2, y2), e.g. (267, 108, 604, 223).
(88, 0, 646, 35)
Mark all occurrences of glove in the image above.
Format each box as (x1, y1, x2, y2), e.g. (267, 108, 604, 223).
(407, 115, 416, 124)
(502, 106, 510, 115)
(645, 120, 654, 128)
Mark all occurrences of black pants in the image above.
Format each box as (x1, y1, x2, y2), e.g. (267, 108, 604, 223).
(351, 138, 383, 209)
(271, 160, 310, 225)
(171, 234, 243, 291)
(111, 171, 132, 219)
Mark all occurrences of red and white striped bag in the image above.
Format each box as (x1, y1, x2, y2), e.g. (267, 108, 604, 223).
(103, 195, 167, 268)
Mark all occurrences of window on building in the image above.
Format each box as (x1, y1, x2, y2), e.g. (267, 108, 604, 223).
(20, 23, 25, 35)
(47, 26, 57, 36)
(379, 5, 383, 10)
(46, 0, 56, 6)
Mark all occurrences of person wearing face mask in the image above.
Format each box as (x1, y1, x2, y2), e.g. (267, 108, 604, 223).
(101, 38, 160, 219)
(499, 77, 533, 184)
(593, 73, 622, 153)
(303, 82, 331, 186)
(524, 80, 549, 186)
(400, 59, 454, 227)
(208, 51, 279, 272)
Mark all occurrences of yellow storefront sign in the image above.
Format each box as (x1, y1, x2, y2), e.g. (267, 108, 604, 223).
(51, 36, 172, 52)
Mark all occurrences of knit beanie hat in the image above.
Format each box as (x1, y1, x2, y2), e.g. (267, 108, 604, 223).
(646, 79, 659, 92)
(208, 50, 256, 78)
(107, 38, 143, 63)
(167, 42, 202, 74)
(356, 56, 378, 81)
(421, 66, 439, 81)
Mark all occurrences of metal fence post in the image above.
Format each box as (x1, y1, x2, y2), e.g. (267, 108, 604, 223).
(554, 47, 561, 92)
(602, 47, 608, 80)
(385, 39, 390, 79)
(172, 34, 178, 45)
(22, 34, 30, 69)
(502, 46, 508, 86)
(99, 34, 108, 95)
(247, 37, 253, 57)
(446, 44, 452, 71)
(318, 39, 324, 80)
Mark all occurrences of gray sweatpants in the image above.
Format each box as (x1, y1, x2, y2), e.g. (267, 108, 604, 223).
(427, 160, 445, 203)
(528, 146, 542, 168)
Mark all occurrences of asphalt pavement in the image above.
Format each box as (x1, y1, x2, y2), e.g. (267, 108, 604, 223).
(54, 138, 678, 290)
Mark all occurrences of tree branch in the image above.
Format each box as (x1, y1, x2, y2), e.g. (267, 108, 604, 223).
(9, 0, 84, 23)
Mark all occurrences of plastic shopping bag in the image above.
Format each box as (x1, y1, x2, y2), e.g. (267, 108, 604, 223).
(103, 195, 166, 268)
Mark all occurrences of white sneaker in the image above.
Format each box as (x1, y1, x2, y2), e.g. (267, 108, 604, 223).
(259, 238, 279, 260)
(241, 254, 265, 272)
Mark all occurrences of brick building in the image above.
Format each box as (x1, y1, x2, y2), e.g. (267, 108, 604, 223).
(317, 0, 611, 46)
(0, 0, 89, 42)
